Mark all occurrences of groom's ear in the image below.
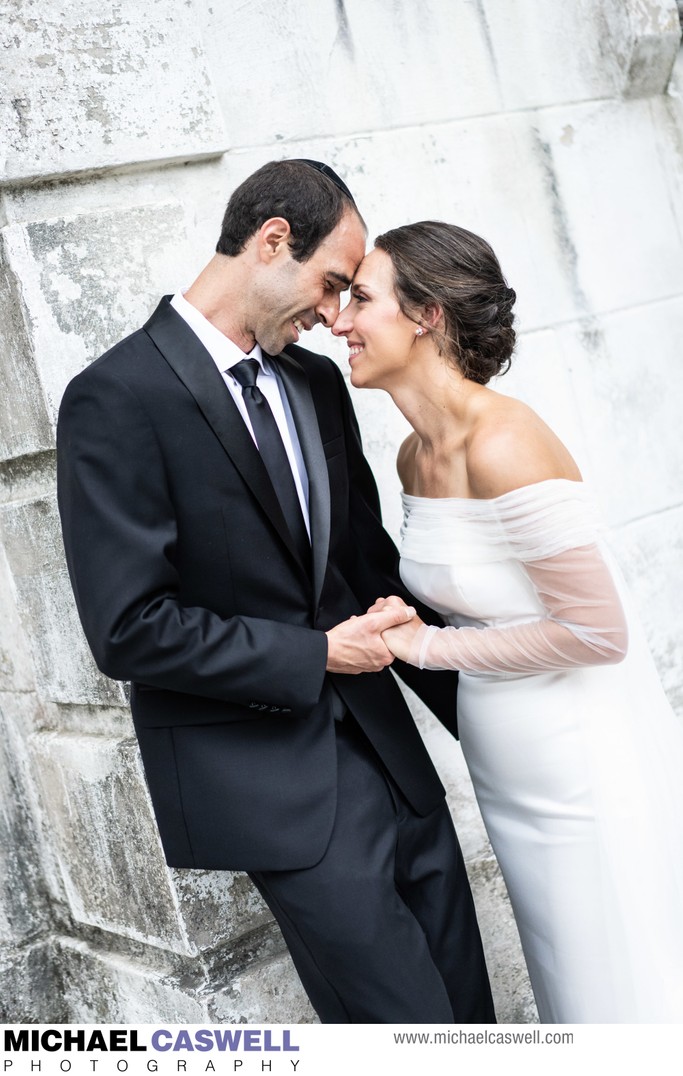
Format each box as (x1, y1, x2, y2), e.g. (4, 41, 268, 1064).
(257, 217, 292, 262)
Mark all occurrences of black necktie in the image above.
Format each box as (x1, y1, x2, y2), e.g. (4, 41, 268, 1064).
(231, 358, 310, 570)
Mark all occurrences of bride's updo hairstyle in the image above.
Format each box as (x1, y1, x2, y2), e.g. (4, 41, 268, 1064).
(374, 221, 516, 384)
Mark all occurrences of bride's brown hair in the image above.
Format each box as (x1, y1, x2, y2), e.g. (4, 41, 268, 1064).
(374, 221, 516, 385)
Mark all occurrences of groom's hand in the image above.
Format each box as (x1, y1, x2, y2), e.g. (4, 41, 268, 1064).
(325, 604, 416, 674)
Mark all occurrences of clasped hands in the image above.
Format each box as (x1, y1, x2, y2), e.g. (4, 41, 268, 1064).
(325, 595, 425, 674)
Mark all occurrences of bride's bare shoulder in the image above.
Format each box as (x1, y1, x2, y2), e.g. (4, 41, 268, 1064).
(467, 393, 581, 499)
(397, 433, 419, 490)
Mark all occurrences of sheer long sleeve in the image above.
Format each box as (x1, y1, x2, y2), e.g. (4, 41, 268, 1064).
(399, 480, 629, 675)
(411, 543, 629, 673)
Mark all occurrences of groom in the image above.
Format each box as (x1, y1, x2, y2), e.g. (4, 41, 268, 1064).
(57, 159, 494, 1023)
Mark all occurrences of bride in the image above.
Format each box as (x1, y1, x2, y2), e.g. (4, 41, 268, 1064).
(332, 220, 683, 1023)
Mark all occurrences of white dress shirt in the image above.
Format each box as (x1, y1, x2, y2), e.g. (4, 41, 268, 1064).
(170, 291, 311, 536)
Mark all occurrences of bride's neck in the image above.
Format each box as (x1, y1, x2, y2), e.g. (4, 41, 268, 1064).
(388, 363, 481, 451)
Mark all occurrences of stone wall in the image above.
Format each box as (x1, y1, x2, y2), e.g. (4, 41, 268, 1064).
(1, 0, 682, 1023)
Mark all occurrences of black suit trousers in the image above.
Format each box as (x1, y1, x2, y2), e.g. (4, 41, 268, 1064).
(250, 717, 495, 1024)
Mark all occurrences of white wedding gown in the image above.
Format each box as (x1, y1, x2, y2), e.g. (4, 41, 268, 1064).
(400, 479, 683, 1023)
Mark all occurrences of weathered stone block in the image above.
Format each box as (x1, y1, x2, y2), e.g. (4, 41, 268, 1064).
(0, 238, 53, 460)
(0, 692, 68, 907)
(199, 0, 500, 145)
(0, 940, 64, 1022)
(1, 201, 188, 441)
(0, 542, 35, 693)
(554, 299, 683, 526)
(1, 0, 226, 185)
(169, 869, 272, 956)
(610, 507, 683, 716)
(0, 700, 51, 945)
(208, 949, 316, 1024)
(56, 934, 314, 1023)
(621, 0, 682, 97)
(533, 98, 683, 317)
(56, 936, 206, 1023)
(31, 731, 271, 954)
(668, 39, 683, 100)
(0, 495, 124, 705)
(483, 0, 677, 107)
(496, 328, 592, 480)
(31, 732, 179, 949)
(198, 0, 678, 147)
(476, 0, 627, 110)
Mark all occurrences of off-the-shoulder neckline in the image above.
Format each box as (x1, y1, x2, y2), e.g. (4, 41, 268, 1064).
(401, 478, 587, 505)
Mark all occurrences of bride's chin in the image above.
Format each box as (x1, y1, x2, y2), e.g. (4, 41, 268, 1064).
(350, 362, 382, 390)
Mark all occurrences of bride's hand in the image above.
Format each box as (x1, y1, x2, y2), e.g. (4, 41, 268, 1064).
(366, 595, 412, 616)
(369, 596, 426, 663)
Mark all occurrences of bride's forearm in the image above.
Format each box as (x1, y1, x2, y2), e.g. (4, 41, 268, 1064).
(410, 617, 628, 674)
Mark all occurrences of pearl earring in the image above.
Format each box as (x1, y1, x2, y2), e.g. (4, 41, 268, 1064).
(415, 327, 425, 336)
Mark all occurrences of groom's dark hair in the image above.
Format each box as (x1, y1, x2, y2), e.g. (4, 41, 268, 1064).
(216, 159, 363, 263)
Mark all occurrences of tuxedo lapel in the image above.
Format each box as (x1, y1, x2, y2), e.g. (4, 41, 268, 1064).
(144, 298, 307, 574)
(271, 350, 331, 610)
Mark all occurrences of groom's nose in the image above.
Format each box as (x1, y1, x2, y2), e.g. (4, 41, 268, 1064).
(315, 293, 341, 329)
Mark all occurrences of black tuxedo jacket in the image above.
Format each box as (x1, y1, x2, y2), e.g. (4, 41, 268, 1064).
(57, 297, 459, 871)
